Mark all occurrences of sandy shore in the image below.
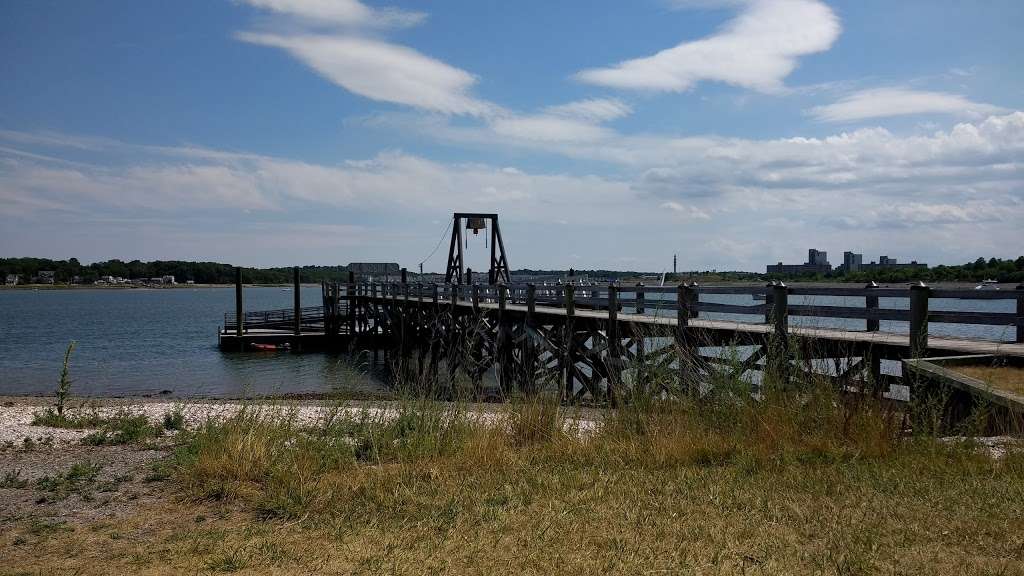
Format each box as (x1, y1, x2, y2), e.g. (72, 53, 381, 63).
(0, 396, 600, 448)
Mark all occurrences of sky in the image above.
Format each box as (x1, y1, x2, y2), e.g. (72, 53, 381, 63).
(1, 0, 1022, 273)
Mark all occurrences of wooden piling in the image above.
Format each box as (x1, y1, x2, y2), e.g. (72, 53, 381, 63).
(371, 283, 379, 365)
(768, 282, 789, 385)
(1016, 284, 1024, 344)
(607, 284, 620, 404)
(864, 281, 881, 387)
(676, 283, 698, 394)
(636, 282, 645, 314)
(909, 282, 930, 358)
(234, 267, 244, 351)
(562, 284, 575, 401)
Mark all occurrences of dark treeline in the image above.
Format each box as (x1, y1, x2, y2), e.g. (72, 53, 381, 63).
(4, 256, 1023, 285)
(0, 258, 354, 284)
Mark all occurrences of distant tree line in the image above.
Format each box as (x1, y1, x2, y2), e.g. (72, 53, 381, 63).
(4, 256, 1023, 285)
(0, 258, 354, 284)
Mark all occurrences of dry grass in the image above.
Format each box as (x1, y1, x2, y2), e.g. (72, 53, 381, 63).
(955, 364, 1024, 396)
(3, 391, 1023, 575)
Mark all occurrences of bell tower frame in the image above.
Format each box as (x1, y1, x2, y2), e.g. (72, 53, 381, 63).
(444, 212, 511, 285)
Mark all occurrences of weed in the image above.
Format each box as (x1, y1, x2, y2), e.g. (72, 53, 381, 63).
(36, 461, 102, 500)
(1, 469, 29, 489)
(82, 412, 163, 446)
(54, 340, 76, 417)
(162, 408, 186, 431)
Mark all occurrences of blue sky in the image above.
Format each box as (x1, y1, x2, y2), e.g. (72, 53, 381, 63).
(2, 0, 1022, 272)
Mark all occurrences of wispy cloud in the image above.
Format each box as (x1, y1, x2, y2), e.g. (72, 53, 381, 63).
(238, 32, 496, 116)
(236, 0, 425, 29)
(542, 98, 632, 122)
(236, 0, 494, 116)
(810, 87, 1007, 123)
(576, 0, 840, 94)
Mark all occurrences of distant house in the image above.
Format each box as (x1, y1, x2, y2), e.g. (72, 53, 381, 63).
(36, 271, 56, 284)
(161, 275, 176, 285)
(4, 274, 19, 286)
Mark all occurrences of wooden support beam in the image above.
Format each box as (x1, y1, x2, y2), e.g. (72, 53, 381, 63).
(1017, 284, 1024, 344)
(909, 282, 930, 358)
(767, 282, 789, 386)
(676, 283, 698, 395)
(235, 267, 244, 351)
(371, 283, 379, 365)
(524, 283, 537, 394)
(607, 284, 620, 404)
(497, 284, 510, 394)
(563, 284, 575, 401)
(865, 281, 880, 332)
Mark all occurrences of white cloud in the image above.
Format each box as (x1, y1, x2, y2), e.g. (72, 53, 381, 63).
(4, 112, 1023, 269)
(542, 98, 633, 122)
(660, 201, 711, 220)
(237, 0, 425, 28)
(238, 33, 495, 116)
(576, 0, 840, 93)
(489, 114, 614, 143)
(810, 88, 1008, 123)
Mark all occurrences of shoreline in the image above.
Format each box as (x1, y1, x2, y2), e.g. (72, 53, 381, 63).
(0, 283, 319, 291)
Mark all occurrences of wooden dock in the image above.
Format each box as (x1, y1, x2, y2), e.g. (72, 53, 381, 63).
(219, 269, 1024, 403)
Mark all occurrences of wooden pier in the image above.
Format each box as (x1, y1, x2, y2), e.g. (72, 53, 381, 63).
(219, 268, 1024, 403)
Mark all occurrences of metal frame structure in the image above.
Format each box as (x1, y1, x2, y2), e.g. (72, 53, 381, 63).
(444, 212, 511, 285)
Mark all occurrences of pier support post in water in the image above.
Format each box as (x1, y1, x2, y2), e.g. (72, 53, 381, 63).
(767, 282, 789, 386)
(1016, 284, 1024, 344)
(292, 267, 301, 351)
(909, 282, 930, 358)
(234, 266, 244, 351)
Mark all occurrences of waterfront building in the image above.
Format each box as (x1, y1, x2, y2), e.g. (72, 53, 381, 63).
(767, 248, 832, 275)
(841, 251, 863, 273)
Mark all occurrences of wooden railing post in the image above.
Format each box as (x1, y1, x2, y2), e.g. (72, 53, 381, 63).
(562, 284, 575, 401)
(676, 283, 697, 395)
(1016, 284, 1024, 344)
(864, 281, 881, 389)
(636, 282, 645, 314)
(767, 282, 789, 385)
(909, 282, 930, 358)
(865, 281, 879, 332)
(607, 284, 620, 404)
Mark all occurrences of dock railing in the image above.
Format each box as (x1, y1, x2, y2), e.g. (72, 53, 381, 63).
(374, 281, 1024, 345)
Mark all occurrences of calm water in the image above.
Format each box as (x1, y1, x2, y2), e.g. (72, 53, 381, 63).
(0, 287, 386, 397)
(0, 287, 1016, 397)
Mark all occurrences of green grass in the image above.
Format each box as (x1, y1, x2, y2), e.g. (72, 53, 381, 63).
(81, 412, 164, 446)
(5, 342, 1024, 574)
(142, 373, 1023, 574)
(36, 462, 103, 500)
